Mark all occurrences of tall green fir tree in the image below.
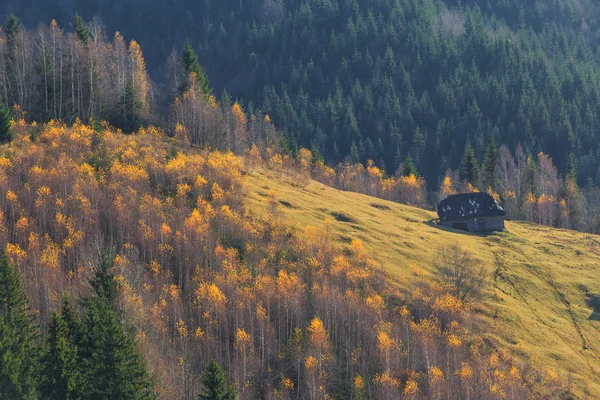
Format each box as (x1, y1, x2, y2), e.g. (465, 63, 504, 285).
(181, 39, 211, 96)
(0, 250, 38, 400)
(199, 359, 238, 400)
(78, 251, 155, 400)
(5, 14, 19, 41)
(0, 103, 13, 143)
(482, 138, 498, 190)
(566, 153, 577, 183)
(459, 142, 480, 187)
(73, 13, 89, 44)
(402, 155, 418, 177)
(39, 306, 81, 400)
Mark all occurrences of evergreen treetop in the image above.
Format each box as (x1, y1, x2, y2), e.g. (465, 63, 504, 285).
(5, 14, 19, 41)
(182, 39, 211, 96)
(566, 153, 577, 183)
(482, 138, 498, 190)
(39, 311, 80, 400)
(74, 13, 89, 44)
(78, 251, 155, 399)
(0, 250, 38, 400)
(0, 103, 13, 143)
(459, 142, 480, 187)
(199, 359, 238, 400)
(402, 155, 418, 177)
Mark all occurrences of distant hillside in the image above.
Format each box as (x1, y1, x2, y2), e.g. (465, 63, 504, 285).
(246, 169, 600, 398)
(4, 0, 600, 184)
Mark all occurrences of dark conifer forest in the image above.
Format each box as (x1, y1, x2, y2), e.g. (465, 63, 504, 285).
(4, 0, 600, 184)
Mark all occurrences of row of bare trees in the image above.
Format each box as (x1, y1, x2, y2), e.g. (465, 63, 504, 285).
(0, 15, 150, 129)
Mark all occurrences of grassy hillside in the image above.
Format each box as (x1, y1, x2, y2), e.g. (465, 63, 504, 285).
(245, 170, 600, 398)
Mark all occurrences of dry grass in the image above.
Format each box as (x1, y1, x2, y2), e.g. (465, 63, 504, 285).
(245, 170, 600, 398)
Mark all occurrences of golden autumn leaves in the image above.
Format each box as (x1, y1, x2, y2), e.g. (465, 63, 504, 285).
(0, 120, 567, 399)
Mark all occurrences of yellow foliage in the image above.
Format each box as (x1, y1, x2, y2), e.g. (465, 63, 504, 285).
(377, 330, 398, 352)
(429, 365, 444, 383)
(196, 282, 227, 310)
(433, 293, 463, 313)
(195, 327, 205, 339)
(373, 371, 401, 388)
(235, 328, 252, 352)
(366, 293, 385, 313)
(465, 183, 479, 193)
(487, 186, 500, 202)
(6, 243, 27, 264)
(459, 362, 473, 379)
(447, 334, 462, 347)
(308, 317, 329, 351)
(15, 216, 30, 231)
(350, 375, 364, 392)
(232, 102, 247, 126)
(305, 355, 318, 370)
(211, 182, 225, 201)
(440, 175, 456, 197)
(402, 378, 419, 396)
(176, 319, 188, 338)
(281, 377, 294, 390)
(6, 189, 18, 204)
(41, 240, 61, 271)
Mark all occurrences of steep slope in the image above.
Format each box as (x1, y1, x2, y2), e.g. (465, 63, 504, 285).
(245, 170, 600, 397)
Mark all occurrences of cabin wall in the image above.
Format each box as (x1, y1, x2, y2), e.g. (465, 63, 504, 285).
(440, 217, 504, 232)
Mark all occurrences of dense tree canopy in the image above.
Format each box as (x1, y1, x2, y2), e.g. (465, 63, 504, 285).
(4, 0, 600, 185)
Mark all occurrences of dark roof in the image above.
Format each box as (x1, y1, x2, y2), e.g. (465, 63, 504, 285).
(437, 192, 506, 220)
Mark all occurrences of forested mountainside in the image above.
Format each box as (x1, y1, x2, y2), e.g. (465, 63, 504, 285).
(1, 120, 566, 399)
(0, 4, 599, 397)
(4, 0, 600, 186)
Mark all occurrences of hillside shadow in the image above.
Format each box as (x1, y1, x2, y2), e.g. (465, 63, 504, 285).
(587, 294, 600, 322)
(423, 219, 499, 237)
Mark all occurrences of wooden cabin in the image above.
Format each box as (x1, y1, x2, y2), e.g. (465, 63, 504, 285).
(437, 192, 506, 232)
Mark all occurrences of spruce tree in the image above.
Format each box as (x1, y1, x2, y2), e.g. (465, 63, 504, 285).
(39, 309, 80, 400)
(0, 250, 38, 400)
(566, 153, 577, 183)
(459, 142, 480, 187)
(181, 39, 211, 96)
(199, 359, 238, 400)
(5, 14, 19, 42)
(0, 103, 13, 143)
(79, 251, 155, 400)
(402, 155, 418, 177)
(74, 13, 89, 44)
(482, 138, 498, 190)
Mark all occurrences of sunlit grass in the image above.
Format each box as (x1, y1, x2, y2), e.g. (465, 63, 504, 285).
(245, 170, 600, 398)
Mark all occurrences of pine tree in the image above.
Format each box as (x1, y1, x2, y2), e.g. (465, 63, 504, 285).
(182, 39, 211, 96)
(58, 295, 82, 345)
(482, 138, 498, 190)
(402, 155, 418, 177)
(0, 103, 13, 143)
(199, 359, 238, 400)
(0, 250, 38, 400)
(5, 14, 19, 42)
(39, 308, 80, 400)
(74, 13, 89, 44)
(79, 251, 155, 400)
(566, 153, 577, 183)
(459, 142, 480, 187)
